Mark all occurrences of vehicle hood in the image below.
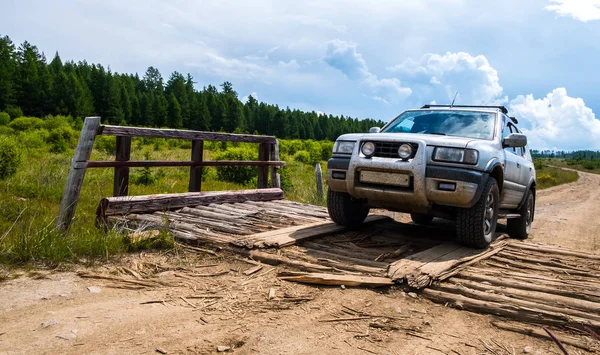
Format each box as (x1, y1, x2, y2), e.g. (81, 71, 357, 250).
(337, 133, 477, 148)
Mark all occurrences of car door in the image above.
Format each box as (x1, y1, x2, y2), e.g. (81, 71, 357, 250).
(513, 126, 534, 195)
(500, 121, 526, 208)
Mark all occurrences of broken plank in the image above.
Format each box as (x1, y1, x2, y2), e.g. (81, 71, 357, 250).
(243, 265, 263, 276)
(491, 321, 597, 352)
(239, 215, 389, 249)
(278, 272, 394, 287)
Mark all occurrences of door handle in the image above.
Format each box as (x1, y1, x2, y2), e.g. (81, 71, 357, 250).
(516, 163, 521, 168)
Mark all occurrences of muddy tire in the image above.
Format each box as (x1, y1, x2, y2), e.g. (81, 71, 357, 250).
(410, 213, 434, 225)
(507, 189, 534, 240)
(327, 189, 370, 227)
(457, 177, 499, 248)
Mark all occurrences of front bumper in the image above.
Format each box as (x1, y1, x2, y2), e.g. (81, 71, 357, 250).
(327, 152, 487, 210)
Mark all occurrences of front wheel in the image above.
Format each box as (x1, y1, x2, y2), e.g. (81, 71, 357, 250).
(327, 189, 370, 226)
(456, 177, 500, 248)
(507, 189, 534, 240)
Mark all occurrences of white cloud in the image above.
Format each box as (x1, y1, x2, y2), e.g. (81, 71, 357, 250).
(278, 59, 300, 69)
(323, 39, 412, 103)
(545, 0, 600, 22)
(509, 88, 600, 150)
(241, 92, 259, 103)
(389, 52, 507, 106)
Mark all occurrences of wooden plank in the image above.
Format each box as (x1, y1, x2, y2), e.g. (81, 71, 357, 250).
(57, 117, 101, 231)
(257, 143, 269, 188)
(113, 136, 131, 197)
(278, 272, 393, 287)
(96, 188, 284, 224)
(99, 125, 277, 143)
(386, 242, 463, 280)
(270, 142, 281, 189)
(87, 160, 285, 168)
(236, 215, 389, 249)
(188, 140, 204, 192)
(245, 201, 330, 218)
(506, 241, 600, 261)
(300, 245, 388, 268)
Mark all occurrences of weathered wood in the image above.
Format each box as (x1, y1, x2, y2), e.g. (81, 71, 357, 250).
(422, 288, 599, 331)
(499, 249, 598, 272)
(188, 140, 204, 192)
(278, 272, 393, 288)
(506, 241, 600, 261)
(96, 188, 284, 224)
(450, 276, 600, 314)
(457, 271, 600, 303)
(57, 117, 101, 231)
(113, 136, 131, 197)
(301, 244, 389, 268)
(257, 143, 270, 188)
(87, 160, 285, 168)
(489, 255, 598, 279)
(315, 163, 323, 200)
(99, 125, 277, 143)
(241, 215, 389, 249)
(491, 321, 597, 352)
(270, 142, 281, 188)
(386, 242, 462, 280)
(280, 248, 385, 274)
(435, 282, 600, 326)
(246, 200, 330, 218)
(236, 248, 335, 273)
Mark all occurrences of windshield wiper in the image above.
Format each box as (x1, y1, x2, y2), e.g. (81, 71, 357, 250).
(429, 132, 447, 136)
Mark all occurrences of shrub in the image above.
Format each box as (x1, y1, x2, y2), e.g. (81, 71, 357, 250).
(46, 126, 76, 153)
(582, 161, 596, 170)
(44, 115, 72, 130)
(215, 147, 257, 184)
(8, 117, 45, 131)
(320, 141, 334, 161)
(537, 173, 556, 185)
(0, 112, 9, 126)
(18, 129, 48, 150)
(5, 106, 23, 120)
(533, 159, 545, 170)
(0, 126, 14, 136)
(95, 136, 117, 155)
(0, 135, 22, 180)
(293, 150, 311, 164)
(132, 151, 159, 185)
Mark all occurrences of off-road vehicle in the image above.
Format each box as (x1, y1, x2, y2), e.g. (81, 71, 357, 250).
(326, 105, 536, 248)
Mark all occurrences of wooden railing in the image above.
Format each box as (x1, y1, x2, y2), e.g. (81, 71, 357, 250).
(56, 117, 285, 231)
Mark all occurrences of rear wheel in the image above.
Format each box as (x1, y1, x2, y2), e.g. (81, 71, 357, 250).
(410, 213, 434, 225)
(507, 189, 534, 240)
(327, 189, 370, 226)
(456, 177, 499, 248)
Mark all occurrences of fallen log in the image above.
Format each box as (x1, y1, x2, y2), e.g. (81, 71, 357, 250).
(491, 321, 597, 352)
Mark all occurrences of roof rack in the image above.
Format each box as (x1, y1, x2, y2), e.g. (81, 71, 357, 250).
(420, 104, 508, 114)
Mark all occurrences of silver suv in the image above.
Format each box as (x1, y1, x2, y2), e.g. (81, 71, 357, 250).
(326, 105, 536, 248)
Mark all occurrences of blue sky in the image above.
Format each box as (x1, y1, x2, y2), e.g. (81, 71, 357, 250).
(2, 0, 600, 150)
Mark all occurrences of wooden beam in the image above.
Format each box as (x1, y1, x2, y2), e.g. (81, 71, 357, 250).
(57, 117, 101, 231)
(270, 142, 281, 189)
(188, 140, 204, 192)
(96, 188, 284, 225)
(257, 143, 269, 188)
(113, 136, 131, 196)
(99, 125, 277, 143)
(278, 272, 394, 288)
(87, 160, 286, 168)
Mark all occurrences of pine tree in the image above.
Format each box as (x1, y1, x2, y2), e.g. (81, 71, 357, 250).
(167, 92, 182, 128)
(0, 35, 17, 111)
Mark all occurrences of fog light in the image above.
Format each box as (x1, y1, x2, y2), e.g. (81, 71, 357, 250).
(398, 143, 413, 159)
(332, 171, 346, 180)
(439, 182, 456, 191)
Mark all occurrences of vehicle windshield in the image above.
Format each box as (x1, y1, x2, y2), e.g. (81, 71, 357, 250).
(382, 110, 496, 140)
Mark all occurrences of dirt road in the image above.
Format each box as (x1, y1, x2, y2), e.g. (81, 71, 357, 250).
(1, 171, 598, 355)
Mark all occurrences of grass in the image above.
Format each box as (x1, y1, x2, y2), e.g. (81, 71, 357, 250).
(534, 159, 580, 189)
(0, 138, 326, 266)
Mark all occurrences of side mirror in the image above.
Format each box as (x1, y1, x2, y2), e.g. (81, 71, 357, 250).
(369, 127, 381, 133)
(503, 133, 527, 148)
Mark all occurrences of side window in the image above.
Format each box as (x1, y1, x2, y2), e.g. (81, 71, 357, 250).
(512, 126, 525, 157)
(503, 123, 516, 154)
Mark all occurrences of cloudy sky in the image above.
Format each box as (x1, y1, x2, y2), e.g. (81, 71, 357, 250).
(2, 0, 600, 150)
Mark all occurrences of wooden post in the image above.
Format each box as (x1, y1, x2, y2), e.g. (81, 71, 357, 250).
(113, 136, 131, 196)
(56, 117, 101, 231)
(257, 143, 269, 188)
(189, 140, 204, 192)
(315, 163, 324, 200)
(270, 142, 281, 189)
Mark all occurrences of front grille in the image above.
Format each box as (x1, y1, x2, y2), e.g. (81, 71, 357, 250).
(372, 142, 418, 159)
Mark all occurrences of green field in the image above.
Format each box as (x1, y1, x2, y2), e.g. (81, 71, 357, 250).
(534, 159, 580, 189)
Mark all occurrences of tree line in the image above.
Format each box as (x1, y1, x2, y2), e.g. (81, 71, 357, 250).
(531, 150, 600, 159)
(0, 35, 384, 140)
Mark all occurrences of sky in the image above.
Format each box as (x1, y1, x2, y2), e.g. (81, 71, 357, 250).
(2, 0, 600, 150)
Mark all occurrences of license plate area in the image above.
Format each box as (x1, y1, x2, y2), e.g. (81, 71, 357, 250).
(359, 170, 410, 187)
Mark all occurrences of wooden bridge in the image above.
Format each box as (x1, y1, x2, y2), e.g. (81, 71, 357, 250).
(59, 119, 600, 352)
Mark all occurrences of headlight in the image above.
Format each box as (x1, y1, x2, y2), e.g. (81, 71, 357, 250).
(333, 141, 356, 155)
(397, 143, 413, 159)
(361, 142, 376, 157)
(433, 147, 479, 164)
